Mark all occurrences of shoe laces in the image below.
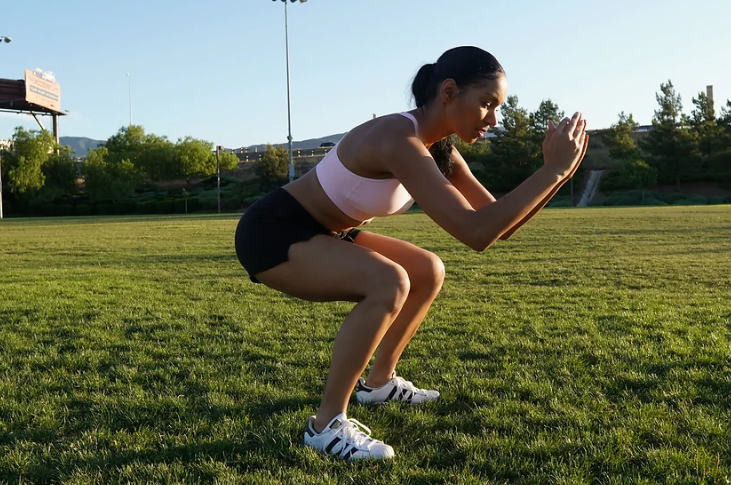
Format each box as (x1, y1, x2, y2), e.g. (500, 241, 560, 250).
(338, 418, 377, 450)
(392, 374, 428, 396)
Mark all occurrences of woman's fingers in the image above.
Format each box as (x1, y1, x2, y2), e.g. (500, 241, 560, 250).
(544, 119, 557, 143)
(567, 112, 582, 138)
(580, 133, 589, 161)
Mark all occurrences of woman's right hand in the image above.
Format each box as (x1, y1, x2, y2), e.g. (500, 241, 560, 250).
(542, 112, 588, 179)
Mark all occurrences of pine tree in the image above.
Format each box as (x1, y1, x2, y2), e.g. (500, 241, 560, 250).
(640, 80, 699, 187)
(602, 112, 640, 161)
(690, 92, 721, 160)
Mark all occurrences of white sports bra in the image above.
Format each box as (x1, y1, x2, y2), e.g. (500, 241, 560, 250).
(315, 112, 417, 222)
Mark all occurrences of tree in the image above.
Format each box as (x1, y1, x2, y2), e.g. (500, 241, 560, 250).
(174, 137, 218, 186)
(717, 100, 731, 152)
(82, 147, 142, 202)
(620, 160, 658, 191)
(708, 100, 731, 183)
(640, 80, 699, 187)
(690, 91, 722, 160)
(486, 96, 542, 191)
(0, 127, 55, 196)
(602, 112, 640, 161)
(255, 144, 289, 189)
(218, 150, 240, 171)
(139, 134, 176, 181)
(600, 159, 658, 194)
(37, 146, 79, 202)
(103, 125, 147, 166)
(530, 99, 565, 137)
(104, 126, 179, 181)
(454, 137, 490, 160)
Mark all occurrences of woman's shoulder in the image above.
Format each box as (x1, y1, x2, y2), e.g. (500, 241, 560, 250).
(337, 111, 423, 171)
(347, 112, 418, 146)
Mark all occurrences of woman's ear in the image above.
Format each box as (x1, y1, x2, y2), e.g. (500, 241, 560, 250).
(439, 79, 460, 104)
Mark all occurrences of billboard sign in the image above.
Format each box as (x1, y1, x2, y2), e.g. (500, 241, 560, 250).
(24, 69, 61, 112)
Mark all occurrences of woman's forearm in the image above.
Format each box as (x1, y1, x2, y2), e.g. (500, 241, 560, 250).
(468, 167, 564, 250)
(498, 177, 568, 240)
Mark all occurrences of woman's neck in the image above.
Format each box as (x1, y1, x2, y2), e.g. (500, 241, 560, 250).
(412, 105, 453, 148)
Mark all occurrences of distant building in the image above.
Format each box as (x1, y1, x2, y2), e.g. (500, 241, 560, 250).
(0, 138, 12, 150)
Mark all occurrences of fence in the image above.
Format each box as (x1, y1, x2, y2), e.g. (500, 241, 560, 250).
(233, 146, 333, 162)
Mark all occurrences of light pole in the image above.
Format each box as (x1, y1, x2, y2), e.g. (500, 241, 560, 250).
(272, 0, 306, 183)
(215, 146, 222, 214)
(0, 35, 11, 219)
(0, 149, 4, 220)
(126, 73, 132, 127)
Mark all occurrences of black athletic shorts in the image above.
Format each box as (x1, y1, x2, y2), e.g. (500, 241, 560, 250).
(235, 187, 361, 283)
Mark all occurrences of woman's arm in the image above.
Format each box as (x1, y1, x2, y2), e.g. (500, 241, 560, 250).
(499, 133, 588, 240)
(447, 148, 496, 210)
(388, 114, 588, 251)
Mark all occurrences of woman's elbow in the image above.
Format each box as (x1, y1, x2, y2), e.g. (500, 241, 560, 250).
(464, 233, 497, 252)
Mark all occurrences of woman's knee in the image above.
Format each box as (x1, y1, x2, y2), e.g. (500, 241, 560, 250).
(366, 262, 411, 314)
(411, 252, 445, 293)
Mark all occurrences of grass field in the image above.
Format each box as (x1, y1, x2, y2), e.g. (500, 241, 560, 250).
(1, 206, 731, 484)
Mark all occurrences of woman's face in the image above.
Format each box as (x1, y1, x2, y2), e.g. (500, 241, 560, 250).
(447, 75, 507, 143)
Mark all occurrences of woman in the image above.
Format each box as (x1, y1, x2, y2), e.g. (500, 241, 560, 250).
(235, 46, 588, 461)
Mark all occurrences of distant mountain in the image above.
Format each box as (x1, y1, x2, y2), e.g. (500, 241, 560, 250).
(242, 133, 346, 152)
(60, 136, 104, 157)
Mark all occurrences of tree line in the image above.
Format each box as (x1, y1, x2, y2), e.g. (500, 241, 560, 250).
(0, 125, 239, 215)
(461, 80, 730, 194)
(256, 80, 731, 199)
(2, 79, 730, 216)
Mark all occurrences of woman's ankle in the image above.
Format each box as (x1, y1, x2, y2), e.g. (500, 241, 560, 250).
(364, 370, 394, 389)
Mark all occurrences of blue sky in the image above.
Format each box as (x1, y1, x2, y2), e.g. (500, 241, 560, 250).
(1, 0, 729, 149)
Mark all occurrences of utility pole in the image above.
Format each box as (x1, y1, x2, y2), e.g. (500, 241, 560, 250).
(126, 73, 133, 126)
(271, 0, 308, 182)
(216, 146, 222, 214)
(0, 35, 12, 218)
(0, 150, 4, 219)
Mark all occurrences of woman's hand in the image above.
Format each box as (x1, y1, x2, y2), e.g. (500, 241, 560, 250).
(542, 112, 589, 179)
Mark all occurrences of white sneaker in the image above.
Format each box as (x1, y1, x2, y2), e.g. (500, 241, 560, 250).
(303, 412, 395, 461)
(355, 372, 440, 405)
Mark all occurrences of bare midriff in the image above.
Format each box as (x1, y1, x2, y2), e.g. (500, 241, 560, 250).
(283, 169, 367, 232)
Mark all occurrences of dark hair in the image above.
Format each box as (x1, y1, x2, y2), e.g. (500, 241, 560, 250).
(411, 46, 505, 176)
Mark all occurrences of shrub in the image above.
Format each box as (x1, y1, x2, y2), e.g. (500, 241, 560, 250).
(137, 200, 157, 214)
(199, 198, 218, 211)
(708, 196, 726, 205)
(112, 201, 137, 215)
(95, 204, 113, 215)
(156, 199, 176, 214)
(74, 204, 92, 216)
(653, 192, 688, 205)
(55, 204, 74, 216)
(639, 197, 668, 206)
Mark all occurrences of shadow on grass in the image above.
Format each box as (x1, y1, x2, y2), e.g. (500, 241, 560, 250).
(2, 395, 319, 484)
(11, 438, 259, 484)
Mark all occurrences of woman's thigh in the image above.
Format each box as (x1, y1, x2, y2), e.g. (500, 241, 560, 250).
(254, 234, 410, 303)
(352, 231, 445, 291)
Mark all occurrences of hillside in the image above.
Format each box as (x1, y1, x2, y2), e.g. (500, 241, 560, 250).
(242, 132, 346, 152)
(59, 136, 104, 157)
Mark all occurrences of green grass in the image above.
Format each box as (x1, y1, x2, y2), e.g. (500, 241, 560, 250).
(1, 206, 730, 484)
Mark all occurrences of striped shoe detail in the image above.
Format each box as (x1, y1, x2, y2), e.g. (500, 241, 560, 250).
(355, 373, 439, 405)
(304, 413, 394, 461)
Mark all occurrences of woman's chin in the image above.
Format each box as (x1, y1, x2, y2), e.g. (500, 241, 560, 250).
(456, 133, 479, 144)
